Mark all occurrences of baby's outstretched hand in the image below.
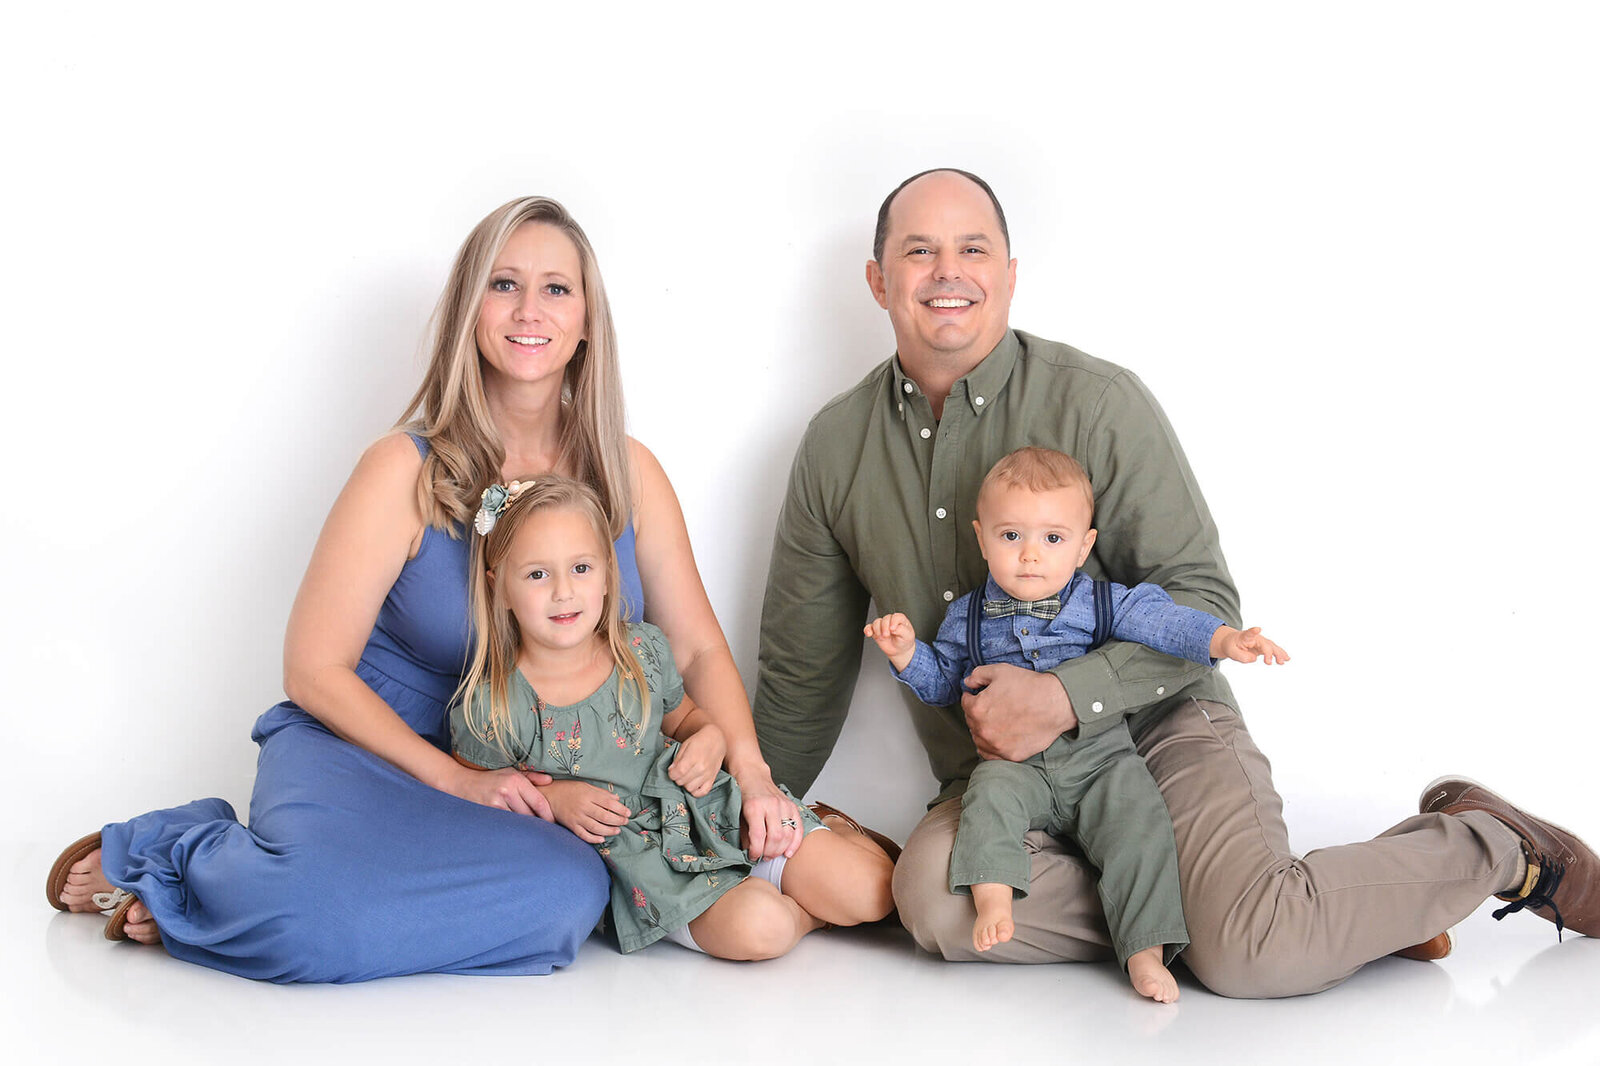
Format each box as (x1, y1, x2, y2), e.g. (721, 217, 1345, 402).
(864, 613, 917, 672)
(1211, 625, 1290, 665)
(669, 724, 727, 797)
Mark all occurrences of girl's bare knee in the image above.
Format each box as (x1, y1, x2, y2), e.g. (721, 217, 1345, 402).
(846, 852, 896, 924)
(730, 896, 799, 960)
(698, 884, 799, 961)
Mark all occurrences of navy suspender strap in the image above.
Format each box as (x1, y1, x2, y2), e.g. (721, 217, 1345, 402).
(1089, 578, 1114, 651)
(965, 585, 986, 667)
(966, 577, 1115, 673)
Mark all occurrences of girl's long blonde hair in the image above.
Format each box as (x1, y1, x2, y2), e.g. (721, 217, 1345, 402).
(456, 476, 650, 762)
(397, 197, 632, 539)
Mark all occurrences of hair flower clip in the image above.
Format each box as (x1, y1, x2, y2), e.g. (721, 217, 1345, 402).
(473, 479, 534, 536)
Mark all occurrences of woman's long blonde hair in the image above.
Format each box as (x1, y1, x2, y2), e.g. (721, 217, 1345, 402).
(456, 476, 650, 762)
(397, 197, 632, 539)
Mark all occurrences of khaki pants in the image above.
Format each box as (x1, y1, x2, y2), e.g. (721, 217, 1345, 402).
(892, 698, 1523, 998)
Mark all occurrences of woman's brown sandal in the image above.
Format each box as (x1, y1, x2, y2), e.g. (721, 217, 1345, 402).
(45, 831, 103, 911)
(46, 830, 145, 940)
(101, 892, 143, 941)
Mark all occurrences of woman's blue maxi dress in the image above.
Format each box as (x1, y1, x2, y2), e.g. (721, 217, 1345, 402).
(97, 439, 639, 982)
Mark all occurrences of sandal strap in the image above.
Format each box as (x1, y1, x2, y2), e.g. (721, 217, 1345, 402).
(92, 888, 131, 916)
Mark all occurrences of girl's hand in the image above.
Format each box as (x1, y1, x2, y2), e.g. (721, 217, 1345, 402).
(1211, 625, 1290, 665)
(445, 763, 555, 821)
(737, 772, 803, 861)
(863, 613, 917, 672)
(543, 780, 632, 844)
(668, 724, 726, 798)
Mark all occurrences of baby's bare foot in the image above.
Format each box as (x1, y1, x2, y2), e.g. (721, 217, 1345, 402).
(1127, 945, 1179, 1003)
(970, 882, 1015, 953)
(973, 912, 1015, 953)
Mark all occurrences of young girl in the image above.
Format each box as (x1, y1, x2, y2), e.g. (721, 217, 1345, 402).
(451, 475, 895, 959)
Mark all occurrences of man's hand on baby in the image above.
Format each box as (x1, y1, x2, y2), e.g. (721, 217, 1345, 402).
(962, 664, 1078, 761)
(864, 612, 917, 671)
(668, 724, 727, 797)
(1210, 626, 1290, 665)
(543, 780, 631, 844)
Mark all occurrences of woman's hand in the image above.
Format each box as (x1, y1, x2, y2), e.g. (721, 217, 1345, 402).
(668, 724, 727, 798)
(737, 771, 804, 861)
(444, 763, 555, 821)
(543, 780, 632, 843)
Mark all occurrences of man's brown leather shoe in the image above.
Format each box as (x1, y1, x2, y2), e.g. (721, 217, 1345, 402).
(1420, 777, 1600, 938)
(1391, 930, 1454, 961)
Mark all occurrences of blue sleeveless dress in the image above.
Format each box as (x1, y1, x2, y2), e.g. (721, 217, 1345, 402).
(97, 440, 644, 982)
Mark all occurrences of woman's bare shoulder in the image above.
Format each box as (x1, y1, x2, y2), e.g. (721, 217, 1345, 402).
(626, 436, 678, 530)
(362, 430, 428, 476)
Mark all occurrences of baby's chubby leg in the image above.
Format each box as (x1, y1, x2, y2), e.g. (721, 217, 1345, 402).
(947, 757, 1053, 949)
(1069, 728, 1189, 999)
(970, 882, 1015, 952)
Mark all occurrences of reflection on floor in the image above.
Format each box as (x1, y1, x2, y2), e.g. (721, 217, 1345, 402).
(11, 839, 1599, 1066)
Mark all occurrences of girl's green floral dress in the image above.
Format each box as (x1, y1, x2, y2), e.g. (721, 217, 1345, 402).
(451, 622, 821, 952)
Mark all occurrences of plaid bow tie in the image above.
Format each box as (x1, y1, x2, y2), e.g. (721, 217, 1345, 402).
(982, 596, 1061, 620)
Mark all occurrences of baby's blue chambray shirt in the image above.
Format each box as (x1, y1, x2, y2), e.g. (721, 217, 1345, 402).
(894, 572, 1225, 710)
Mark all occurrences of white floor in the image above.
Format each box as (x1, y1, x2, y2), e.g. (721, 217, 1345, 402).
(10, 838, 1599, 1066)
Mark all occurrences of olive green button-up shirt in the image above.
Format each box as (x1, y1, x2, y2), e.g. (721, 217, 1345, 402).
(753, 329, 1241, 806)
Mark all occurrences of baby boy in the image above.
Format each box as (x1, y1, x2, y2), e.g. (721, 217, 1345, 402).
(865, 446, 1285, 1002)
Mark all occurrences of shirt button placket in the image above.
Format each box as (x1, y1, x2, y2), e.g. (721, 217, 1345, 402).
(928, 388, 964, 607)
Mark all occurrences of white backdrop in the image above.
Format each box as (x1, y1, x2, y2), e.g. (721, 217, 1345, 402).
(3, 2, 1596, 861)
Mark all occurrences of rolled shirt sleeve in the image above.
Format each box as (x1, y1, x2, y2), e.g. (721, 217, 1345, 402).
(753, 435, 872, 798)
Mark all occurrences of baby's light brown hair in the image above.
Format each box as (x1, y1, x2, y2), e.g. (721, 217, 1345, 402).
(977, 446, 1095, 520)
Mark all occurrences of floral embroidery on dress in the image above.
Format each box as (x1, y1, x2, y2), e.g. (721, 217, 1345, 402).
(663, 801, 692, 843)
(608, 688, 646, 756)
(546, 718, 582, 775)
(708, 810, 738, 846)
(629, 631, 665, 683)
(631, 886, 664, 930)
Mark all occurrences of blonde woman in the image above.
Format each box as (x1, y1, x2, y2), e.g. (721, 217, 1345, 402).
(47, 197, 874, 981)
